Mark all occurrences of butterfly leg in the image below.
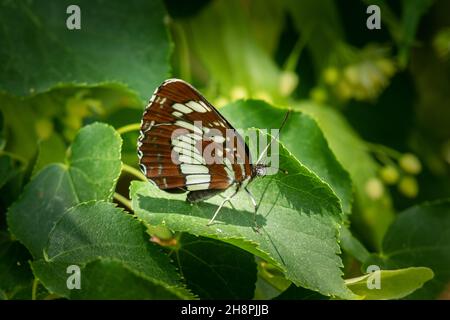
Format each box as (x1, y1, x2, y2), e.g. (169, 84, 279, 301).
(244, 187, 260, 231)
(207, 188, 239, 226)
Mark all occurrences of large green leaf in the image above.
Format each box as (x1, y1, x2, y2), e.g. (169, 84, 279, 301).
(131, 135, 356, 299)
(7, 122, 122, 258)
(346, 267, 434, 300)
(220, 100, 352, 215)
(173, 234, 257, 299)
(0, 0, 170, 100)
(366, 200, 450, 299)
(32, 201, 193, 299)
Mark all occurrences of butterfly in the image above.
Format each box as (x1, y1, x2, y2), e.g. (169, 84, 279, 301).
(137, 79, 289, 227)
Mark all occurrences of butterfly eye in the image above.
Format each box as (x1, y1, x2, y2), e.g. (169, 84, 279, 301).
(256, 166, 267, 176)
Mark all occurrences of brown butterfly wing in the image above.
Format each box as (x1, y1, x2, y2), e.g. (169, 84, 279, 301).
(138, 79, 252, 194)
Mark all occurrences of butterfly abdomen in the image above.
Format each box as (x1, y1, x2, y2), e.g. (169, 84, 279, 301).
(186, 189, 224, 203)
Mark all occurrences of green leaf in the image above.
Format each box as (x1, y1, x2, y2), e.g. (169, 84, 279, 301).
(181, 0, 283, 99)
(398, 0, 435, 67)
(367, 200, 450, 299)
(0, 155, 25, 220)
(254, 258, 292, 299)
(0, 109, 5, 151)
(32, 201, 193, 299)
(296, 102, 395, 249)
(0, 0, 171, 100)
(32, 134, 66, 176)
(0, 236, 33, 300)
(131, 135, 357, 299)
(339, 227, 371, 263)
(274, 284, 328, 300)
(220, 100, 352, 215)
(70, 259, 184, 299)
(68, 122, 122, 201)
(285, 0, 344, 71)
(345, 267, 434, 300)
(173, 234, 257, 299)
(0, 94, 39, 161)
(8, 122, 122, 258)
(0, 155, 21, 190)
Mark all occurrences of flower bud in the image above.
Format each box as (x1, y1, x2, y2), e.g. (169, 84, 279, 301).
(214, 97, 229, 108)
(399, 153, 422, 175)
(230, 86, 248, 100)
(254, 91, 273, 104)
(323, 67, 339, 85)
(379, 165, 399, 185)
(35, 118, 54, 140)
(398, 176, 419, 198)
(279, 71, 299, 97)
(365, 177, 384, 200)
(310, 87, 327, 104)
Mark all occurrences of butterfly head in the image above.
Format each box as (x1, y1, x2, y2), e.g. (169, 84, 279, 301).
(253, 164, 269, 177)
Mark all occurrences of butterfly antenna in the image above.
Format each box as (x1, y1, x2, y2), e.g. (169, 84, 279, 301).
(255, 110, 291, 165)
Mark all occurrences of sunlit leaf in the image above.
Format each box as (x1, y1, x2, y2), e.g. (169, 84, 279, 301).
(346, 267, 434, 300)
(221, 100, 353, 215)
(131, 132, 356, 299)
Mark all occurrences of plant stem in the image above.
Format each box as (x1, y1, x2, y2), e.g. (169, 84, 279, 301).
(283, 34, 308, 72)
(0, 151, 28, 164)
(116, 123, 141, 135)
(365, 142, 403, 160)
(43, 293, 60, 300)
(114, 192, 132, 211)
(122, 163, 147, 181)
(172, 21, 191, 82)
(32, 278, 39, 300)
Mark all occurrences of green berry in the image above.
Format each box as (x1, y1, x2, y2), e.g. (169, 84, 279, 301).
(399, 153, 422, 175)
(398, 176, 419, 198)
(365, 178, 384, 200)
(379, 165, 399, 185)
(35, 118, 54, 140)
(230, 86, 247, 100)
(310, 87, 327, 104)
(323, 67, 339, 85)
(279, 71, 299, 97)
